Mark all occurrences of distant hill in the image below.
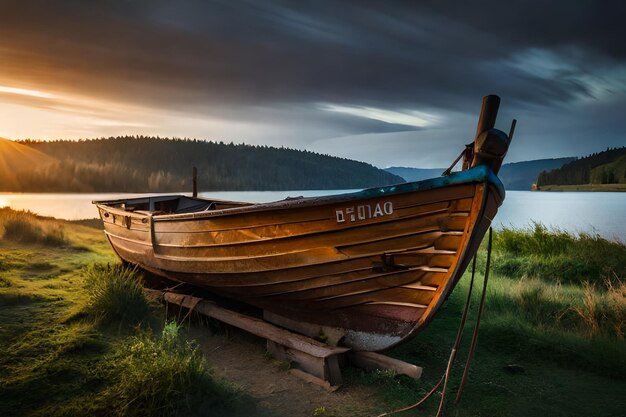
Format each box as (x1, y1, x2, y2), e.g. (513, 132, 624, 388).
(2, 137, 403, 192)
(537, 147, 626, 188)
(386, 157, 575, 190)
(499, 157, 575, 190)
(384, 167, 444, 182)
(0, 138, 57, 189)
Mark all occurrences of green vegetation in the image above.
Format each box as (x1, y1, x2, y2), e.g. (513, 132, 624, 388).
(497, 157, 576, 190)
(349, 225, 626, 417)
(537, 183, 626, 192)
(100, 322, 238, 417)
(2, 137, 402, 192)
(1, 210, 624, 416)
(492, 222, 626, 285)
(0, 207, 66, 245)
(537, 146, 626, 189)
(83, 263, 151, 326)
(0, 209, 245, 417)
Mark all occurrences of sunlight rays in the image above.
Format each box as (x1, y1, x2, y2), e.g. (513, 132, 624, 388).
(0, 85, 54, 99)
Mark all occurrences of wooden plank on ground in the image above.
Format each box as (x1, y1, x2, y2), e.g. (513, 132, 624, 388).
(349, 351, 422, 379)
(162, 291, 350, 358)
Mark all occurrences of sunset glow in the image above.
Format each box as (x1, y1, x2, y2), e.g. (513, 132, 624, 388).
(0, 85, 54, 99)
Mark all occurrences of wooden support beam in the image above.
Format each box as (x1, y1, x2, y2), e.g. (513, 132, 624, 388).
(152, 290, 349, 386)
(349, 351, 423, 379)
(147, 289, 424, 386)
(163, 292, 349, 358)
(267, 340, 344, 386)
(263, 311, 345, 347)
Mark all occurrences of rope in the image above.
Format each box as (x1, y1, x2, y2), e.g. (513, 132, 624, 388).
(455, 227, 493, 403)
(376, 226, 495, 416)
(442, 144, 473, 176)
(376, 255, 479, 417)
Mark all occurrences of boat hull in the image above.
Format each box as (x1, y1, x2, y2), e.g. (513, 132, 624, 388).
(96, 165, 504, 351)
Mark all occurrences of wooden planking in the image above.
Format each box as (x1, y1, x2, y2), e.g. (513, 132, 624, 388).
(312, 286, 437, 310)
(152, 200, 464, 248)
(434, 234, 463, 251)
(153, 213, 456, 256)
(337, 230, 461, 257)
(149, 223, 454, 268)
(210, 271, 445, 311)
(151, 185, 476, 234)
(148, 230, 453, 274)
(177, 246, 456, 286)
(257, 268, 441, 301)
(213, 254, 453, 295)
(154, 198, 455, 238)
(408, 183, 486, 339)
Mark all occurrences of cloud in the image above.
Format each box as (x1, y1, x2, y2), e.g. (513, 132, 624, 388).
(0, 0, 624, 165)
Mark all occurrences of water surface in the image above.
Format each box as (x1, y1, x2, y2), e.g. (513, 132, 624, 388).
(1, 190, 624, 241)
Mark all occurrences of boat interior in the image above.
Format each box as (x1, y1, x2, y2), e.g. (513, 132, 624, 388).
(96, 195, 253, 215)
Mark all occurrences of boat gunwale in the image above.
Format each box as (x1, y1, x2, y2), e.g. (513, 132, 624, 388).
(93, 164, 504, 221)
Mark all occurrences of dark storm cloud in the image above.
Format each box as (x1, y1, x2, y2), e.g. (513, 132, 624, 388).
(0, 0, 624, 164)
(2, 0, 624, 109)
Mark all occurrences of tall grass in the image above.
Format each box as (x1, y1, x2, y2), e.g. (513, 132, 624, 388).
(485, 275, 625, 341)
(0, 207, 66, 245)
(84, 263, 151, 326)
(573, 277, 626, 339)
(492, 222, 626, 285)
(100, 322, 237, 417)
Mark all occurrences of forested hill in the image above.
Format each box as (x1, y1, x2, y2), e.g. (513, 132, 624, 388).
(537, 147, 626, 187)
(386, 157, 576, 190)
(6, 137, 403, 192)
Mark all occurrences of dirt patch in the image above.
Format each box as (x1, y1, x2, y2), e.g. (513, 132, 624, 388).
(189, 325, 384, 417)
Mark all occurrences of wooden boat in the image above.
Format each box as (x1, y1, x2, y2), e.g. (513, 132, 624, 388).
(94, 95, 513, 351)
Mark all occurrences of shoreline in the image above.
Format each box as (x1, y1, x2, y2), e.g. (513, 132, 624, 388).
(535, 184, 626, 192)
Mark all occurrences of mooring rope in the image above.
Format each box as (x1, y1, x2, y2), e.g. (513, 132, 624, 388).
(376, 227, 493, 417)
(455, 227, 493, 403)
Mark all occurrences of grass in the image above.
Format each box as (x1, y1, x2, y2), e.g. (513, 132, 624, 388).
(100, 322, 239, 417)
(83, 263, 152, 326)
(1, 210, 624, 416)
(0, 207, 67, 245)
(348, 226, 626, 417)
(491, 222, 626, 285)
(0, 214, 244, 417)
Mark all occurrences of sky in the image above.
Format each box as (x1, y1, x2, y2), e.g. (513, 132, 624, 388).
(0, 0, 625, 168)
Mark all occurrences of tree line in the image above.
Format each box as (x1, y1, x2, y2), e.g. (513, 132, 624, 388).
(536, 147, 626, 186)
(10, 136, 403, 192)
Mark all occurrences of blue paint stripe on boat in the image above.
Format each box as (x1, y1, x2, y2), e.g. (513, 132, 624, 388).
(339, 164, 505, 201)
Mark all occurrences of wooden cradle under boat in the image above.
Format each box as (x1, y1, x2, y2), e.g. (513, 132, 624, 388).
(94, 95, 513, 351)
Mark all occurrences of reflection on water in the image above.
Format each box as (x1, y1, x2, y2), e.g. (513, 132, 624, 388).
(0, 190, 624, 241)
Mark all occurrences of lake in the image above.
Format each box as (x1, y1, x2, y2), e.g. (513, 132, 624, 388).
(0, 190, 624, 242)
